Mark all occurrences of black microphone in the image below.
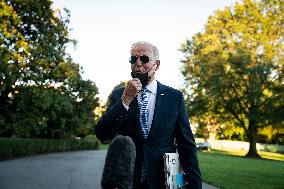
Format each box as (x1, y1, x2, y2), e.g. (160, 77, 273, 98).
(101, 135, 136, 189)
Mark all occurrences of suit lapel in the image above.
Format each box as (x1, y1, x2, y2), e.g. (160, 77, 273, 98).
(146, 82, 165, 142)
(129, 98, 144, 141)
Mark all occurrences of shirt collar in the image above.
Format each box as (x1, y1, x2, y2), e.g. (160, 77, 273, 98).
(145, 79, 157, 95)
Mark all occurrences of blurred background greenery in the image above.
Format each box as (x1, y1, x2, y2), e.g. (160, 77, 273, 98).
(1, 0, 283, 155)
(0, 0, 283, 188)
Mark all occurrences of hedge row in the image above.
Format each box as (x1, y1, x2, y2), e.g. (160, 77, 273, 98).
(0, 136, 100, 160)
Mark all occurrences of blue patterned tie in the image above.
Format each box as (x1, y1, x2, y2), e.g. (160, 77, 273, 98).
(139, 88, 149, 139)
(139, 88, 149, 182)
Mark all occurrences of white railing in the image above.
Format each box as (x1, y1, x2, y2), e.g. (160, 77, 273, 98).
(195, 138, 284, 153)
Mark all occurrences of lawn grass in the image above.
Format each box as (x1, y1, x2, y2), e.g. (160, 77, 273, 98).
(215, 149, 284, 161)
(199, 150, 284, 189)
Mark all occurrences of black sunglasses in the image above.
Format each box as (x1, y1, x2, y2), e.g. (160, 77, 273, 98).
(129, 55, 153, 64)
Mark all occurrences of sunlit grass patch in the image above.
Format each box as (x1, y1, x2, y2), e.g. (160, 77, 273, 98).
(198, 150, 284, 189)
(210, 149, 284, 161)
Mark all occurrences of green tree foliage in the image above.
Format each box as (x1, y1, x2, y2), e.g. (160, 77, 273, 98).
(11, 86, 74, 138)
(93, 81, 127, 133)
(106, 81, 126, 107)
(180, 0, 284, 158)
(70, 79, 99, 137)
(0, 0, 99, 138)
(0, 0, 29, 127)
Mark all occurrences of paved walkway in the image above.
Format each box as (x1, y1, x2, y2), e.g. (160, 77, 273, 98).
(0, 150, 218, 189)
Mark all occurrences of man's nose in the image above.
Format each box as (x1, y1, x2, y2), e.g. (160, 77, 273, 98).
(135, 57, 143, 66)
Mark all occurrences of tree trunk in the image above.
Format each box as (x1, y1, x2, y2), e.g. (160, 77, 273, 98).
(245, 119, 261, 158)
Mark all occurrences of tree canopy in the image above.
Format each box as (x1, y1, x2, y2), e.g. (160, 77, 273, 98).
(180, 0, 284, 157)
(0, 0, 99, 138)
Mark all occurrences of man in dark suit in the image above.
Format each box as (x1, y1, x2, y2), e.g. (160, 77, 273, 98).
(95, 41, 202, 189)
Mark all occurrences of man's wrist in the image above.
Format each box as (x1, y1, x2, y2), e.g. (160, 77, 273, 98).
(121, 100, 129, 110)
(121, 95, 131, 108)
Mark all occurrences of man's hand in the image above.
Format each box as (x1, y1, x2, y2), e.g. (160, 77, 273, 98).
(121, 78, 142, 106)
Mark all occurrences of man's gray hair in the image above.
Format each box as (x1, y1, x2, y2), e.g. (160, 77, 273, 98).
(130, 41, 160, 60)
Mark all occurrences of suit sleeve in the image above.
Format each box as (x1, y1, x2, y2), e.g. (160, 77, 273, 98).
(95, 89, 128, 142)
(175, 91, 202, 189)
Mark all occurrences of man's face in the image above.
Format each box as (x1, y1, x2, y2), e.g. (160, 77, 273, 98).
(130, 44, 157, 74)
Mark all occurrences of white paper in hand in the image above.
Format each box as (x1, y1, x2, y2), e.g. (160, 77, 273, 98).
(164, 153, 187, 189)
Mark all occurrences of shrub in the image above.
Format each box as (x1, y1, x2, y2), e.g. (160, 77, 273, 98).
(0, 137, 100, 160)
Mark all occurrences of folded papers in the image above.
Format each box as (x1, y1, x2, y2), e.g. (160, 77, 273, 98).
(164, 153, 188, 189)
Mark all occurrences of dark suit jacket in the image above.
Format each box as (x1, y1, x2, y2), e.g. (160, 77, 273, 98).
(95, 81, 202, 189)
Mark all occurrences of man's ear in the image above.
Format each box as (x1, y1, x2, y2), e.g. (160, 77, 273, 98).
(155, 60, 160, 71)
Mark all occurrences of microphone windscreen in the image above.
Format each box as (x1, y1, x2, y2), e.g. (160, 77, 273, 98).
(101, 135, 136, 189)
